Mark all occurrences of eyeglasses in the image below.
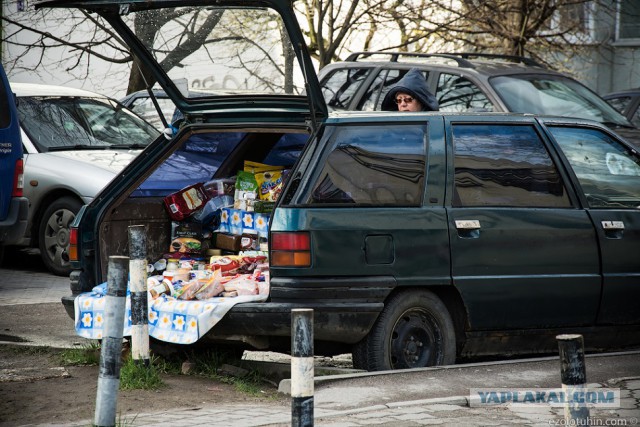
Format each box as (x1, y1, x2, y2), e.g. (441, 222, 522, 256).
(395, 96, 415, 104)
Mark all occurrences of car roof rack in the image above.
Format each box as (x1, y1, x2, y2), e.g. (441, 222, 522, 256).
(344, 51, 544, 69)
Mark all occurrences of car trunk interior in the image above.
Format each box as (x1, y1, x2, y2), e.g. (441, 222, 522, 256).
(93, 126, 311, 284)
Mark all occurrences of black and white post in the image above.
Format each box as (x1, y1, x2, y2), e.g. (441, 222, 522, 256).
(291, 308, 314, 427)
(94, 256, 129, 427)
(128, 224, 149, 366)
(557, 334, 590, 424)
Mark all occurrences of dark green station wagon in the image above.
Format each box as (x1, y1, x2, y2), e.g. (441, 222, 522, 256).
(39, 0, 640, 371)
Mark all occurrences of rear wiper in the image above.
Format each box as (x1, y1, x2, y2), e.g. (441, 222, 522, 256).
(47, 144, 110, 152)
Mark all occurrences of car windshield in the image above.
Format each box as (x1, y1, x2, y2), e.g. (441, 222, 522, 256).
(491, 75, 633, 127)
(16, 96, 160, 152)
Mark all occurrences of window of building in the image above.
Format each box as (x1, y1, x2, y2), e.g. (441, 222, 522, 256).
(619, 0, 640, 39)
(452, 124, 570, 207)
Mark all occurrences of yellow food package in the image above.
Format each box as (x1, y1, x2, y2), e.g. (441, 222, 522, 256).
(243, 160, 283, 174)
(255, 170, 283, 201)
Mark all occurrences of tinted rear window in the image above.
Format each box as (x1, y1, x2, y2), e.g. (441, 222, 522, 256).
(132, 131, 308, 197)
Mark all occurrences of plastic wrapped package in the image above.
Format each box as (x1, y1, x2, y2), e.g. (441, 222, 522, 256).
(194, 271, 225, 300)
(223, 275, 258, 295)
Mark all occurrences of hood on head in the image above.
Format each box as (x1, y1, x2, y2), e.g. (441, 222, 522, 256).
(382, 68, 439, 112)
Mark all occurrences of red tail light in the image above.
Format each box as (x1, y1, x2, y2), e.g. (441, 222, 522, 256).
(68, 227, 78, 262)
(12, 159, 23, 197)
(270, 232, 311, 267)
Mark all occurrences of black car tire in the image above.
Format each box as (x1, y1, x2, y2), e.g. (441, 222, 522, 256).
(352, 290, 456, 371)
(38, 196, 82, 276)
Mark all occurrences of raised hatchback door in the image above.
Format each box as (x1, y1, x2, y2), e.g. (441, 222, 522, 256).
(35, 0, 327, 125)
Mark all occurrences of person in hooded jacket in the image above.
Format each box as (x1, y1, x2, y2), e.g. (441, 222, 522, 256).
(381, 68, 439, 112)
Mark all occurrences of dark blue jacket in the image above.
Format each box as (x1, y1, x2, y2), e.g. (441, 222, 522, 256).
(381, 68, 439, 111)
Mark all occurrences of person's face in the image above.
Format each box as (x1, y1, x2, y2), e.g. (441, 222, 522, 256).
(395, 92, 422, 112)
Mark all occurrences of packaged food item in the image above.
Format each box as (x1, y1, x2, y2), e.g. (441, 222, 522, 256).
(169, 237, 202, 254)
(194, 270, 224, 300)
(191, 195, 234, 225)
(203, 178, 236, 198)
(163, 183, 210, 221)
(241, 231, 259, 251)
(149, 278, 174, 299)
(209, 255, 242, 275)
(223, 275, 258, 295)
(253, 200, 275, 214)
(234, 171, 258, 210)
(228, 209, 244, 235)
(175, 280, 204, 300)
(255, 170, 283, 201)
(243, 161, 283, 174)
(215, 233, 242, 251)
(171, 221, 204, 239)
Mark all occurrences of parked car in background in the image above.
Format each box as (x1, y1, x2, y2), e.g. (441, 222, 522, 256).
(36, 0, 640, 371)
(603, 88, 640, 128)
(12, 82, 160, 275)
(119, 89, 177, 131)
(318, 52, 640, 149)
(0, 66, 28, 264)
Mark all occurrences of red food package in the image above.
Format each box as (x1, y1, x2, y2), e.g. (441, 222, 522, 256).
(210, 256, 241, 276)
(163, 183, 210, 221)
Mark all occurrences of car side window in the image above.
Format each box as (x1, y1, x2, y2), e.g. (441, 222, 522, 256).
(357, 69, 429, 111)
(357, 70, 391, 111)
(437, 73, 494, 112)
(605, 96, 632, 114)
(309, 124, 427, 205)
(321, 68, 371, 110)
(548, 126, 640, 209)
(633, 106, 640, 128)
(452, 124, 571, 207)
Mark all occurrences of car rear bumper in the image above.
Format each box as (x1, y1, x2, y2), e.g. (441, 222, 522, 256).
(60, 294, 383, 344)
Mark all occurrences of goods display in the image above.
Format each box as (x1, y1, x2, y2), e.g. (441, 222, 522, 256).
(73, 162, 285, 344)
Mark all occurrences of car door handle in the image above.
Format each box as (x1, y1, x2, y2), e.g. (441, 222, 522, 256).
(601, 220, 624, 239)
(601, 220, 624, 231)
(455, 220, 480, 239)
(455, 220, 481, 230)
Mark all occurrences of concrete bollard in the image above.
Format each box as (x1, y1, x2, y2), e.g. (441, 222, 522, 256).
(291, 308, 314, 427)
(557, 334, 590, 424)
(128, 225, 149, 366)
(94, 256, 129, 427)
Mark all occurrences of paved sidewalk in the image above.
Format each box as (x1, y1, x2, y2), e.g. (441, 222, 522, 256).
(56, 354, 640, 427)
(56, 376, 640, 426)
(0, 260, 68, 306)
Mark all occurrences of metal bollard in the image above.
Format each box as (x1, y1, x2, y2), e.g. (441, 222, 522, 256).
(291, 309, 314, 427)
(94, 256, 129, 427)
(557, 334, 590, 424)
(128, 225, 149, 366)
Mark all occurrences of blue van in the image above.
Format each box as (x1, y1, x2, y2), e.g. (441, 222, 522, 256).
(0, 65, 28, 261)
